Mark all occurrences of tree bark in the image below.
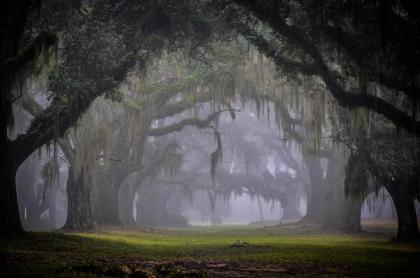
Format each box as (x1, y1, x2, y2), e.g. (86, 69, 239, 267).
(0, 153, 23, 234)
(63, 167, 94, 230)
(0, 27, 23, 235)
(94, 168, 122, 226)
(118, 181, 137, 226)
(341, 195, 364, 232)
(323, 153, 365, 232)
(303, 155, 324, 223)
(365, 147, 419, 240)
(282, 188, 301, 220)
(387, 184, 419, 241)
(322, 155, 344, 229)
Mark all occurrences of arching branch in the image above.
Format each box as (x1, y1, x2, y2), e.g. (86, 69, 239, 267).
(147, 108, 237, 136)
(12, 54, 136, 166)
(234, 0, 420, 136)
(238, 25, 318, 77)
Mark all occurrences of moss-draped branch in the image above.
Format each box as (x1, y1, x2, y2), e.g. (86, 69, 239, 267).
(147, 109, 235, 136)
(234, 0, 420, 136)
(12, 54, 136, 166)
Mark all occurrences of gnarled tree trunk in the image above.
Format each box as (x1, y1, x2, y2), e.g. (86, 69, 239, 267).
(322, 155, 344, 230)
(0, 33, 22, 234)
(0, 155, 23, 234)
(341, 195, 364, 232)
(323, 151, 366, 233)
(303, 154, 324, 223)
(119, 180, 137, 226)
(387, 183, 419, 241)
(63, 167, 94, 230)
(94, 167, 122, 226)
(282, 188, 301, 220)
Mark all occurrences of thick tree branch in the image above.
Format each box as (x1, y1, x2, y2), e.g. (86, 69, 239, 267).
(15, 89, 80, 166)
(235, 0, 420, 136)
(147, 109, 235, 137)
(238, 25, 318, 77)
(321, 24, 419, 101)
(12, 54, 136, 166)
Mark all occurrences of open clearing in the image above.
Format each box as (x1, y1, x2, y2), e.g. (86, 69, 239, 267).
(1, 222, 419, 277)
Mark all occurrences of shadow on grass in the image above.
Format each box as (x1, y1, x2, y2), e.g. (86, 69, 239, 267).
(1, 226, 420, 277)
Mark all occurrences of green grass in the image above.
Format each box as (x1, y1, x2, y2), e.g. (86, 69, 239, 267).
(1, 225, 419, 277)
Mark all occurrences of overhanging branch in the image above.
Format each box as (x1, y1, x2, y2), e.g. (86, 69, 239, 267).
(147, 108, 236, 137)
(234, 0, 420, 135)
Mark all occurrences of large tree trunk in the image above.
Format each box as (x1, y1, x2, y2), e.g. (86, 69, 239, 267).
(306, 145, 366, 233)
(207, 191, 220, 225)
(323, 152, 366, 232)
(94, 168, 122, 226)
(303, 155, 324, 223)
(63, 168, 94, 230)
(341, 195, 364, 232)
(282, 187, 301, 220)
(387, 183, 419, 241)
(0, 1, 44, 234)
(0, 29, 23, 234)
(136, 186, 164, 227)
(322, 156, 343, 229)
(0, 153, 23, 234)
(118, 181, 137, 226)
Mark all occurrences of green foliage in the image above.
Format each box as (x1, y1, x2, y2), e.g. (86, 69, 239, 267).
(370, 124, 420, 197)
(48, 6, 127, 101)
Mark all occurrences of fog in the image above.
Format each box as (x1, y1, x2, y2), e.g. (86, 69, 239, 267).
(4, 2, 420, 276)
(5, 1, 418, 236)
(13, 75, 406, 231)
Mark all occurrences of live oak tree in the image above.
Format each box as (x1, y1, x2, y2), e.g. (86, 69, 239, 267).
(2, 0, 419, 241)
(222, 0, 420, 240)
(0, 0, 216, 234)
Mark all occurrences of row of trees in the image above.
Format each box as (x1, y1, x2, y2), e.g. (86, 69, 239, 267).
(2, 0, 419, 240)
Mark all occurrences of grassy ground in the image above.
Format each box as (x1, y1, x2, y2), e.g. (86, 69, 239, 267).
(1, 221, 419, 277)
